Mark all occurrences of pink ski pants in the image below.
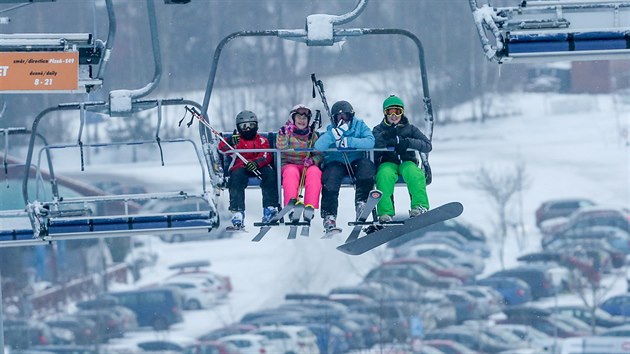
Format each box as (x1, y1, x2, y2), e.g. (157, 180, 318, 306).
(281, 164, 322, 208)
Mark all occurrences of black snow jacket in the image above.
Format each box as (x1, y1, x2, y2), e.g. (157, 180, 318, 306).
(372, 116, 432, 166)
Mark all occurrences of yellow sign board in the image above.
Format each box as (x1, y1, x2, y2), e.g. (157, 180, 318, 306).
(0, 51, 79, 92)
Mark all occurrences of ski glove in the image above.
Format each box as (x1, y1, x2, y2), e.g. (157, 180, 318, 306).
(245, 161, 259, 173)
(303, 157, 314, 167)
(395, 138, 410, 155)
(230, 129, 240, 146)
(332, 122, 349, 148)
(385, 137, 398, 147)
(279, 120, 296, 136)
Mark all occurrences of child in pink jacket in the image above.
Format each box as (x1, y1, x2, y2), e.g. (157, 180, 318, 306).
(276, 104, 322, 220)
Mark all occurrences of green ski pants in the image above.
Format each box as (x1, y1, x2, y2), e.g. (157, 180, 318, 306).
(375, 161, 429, 217)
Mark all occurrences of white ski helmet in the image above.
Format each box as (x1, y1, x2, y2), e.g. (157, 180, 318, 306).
(290, 104, 312, 121)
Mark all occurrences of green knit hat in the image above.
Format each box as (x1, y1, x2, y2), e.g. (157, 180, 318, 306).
(383, 95, 405, 110)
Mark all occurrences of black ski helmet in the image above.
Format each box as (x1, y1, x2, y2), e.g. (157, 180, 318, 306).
(235, 110, 258, 125)
(330, 100, 354, 124)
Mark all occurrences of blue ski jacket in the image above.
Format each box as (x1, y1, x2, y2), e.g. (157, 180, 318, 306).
(314, 117, 375, 165)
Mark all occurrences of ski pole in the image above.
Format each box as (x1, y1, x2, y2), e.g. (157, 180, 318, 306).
(182, 106, 262, 180)
(311, 73, 331, 119)
(311, 73, 357, 185)
(296, 110, 321, 201)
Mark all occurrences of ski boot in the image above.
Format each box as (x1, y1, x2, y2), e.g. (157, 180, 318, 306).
(409, 206, 428, 218)
(262, 206, 278, 223)
(227, 211, 245, 232)
(303, 204, 315, 223)
(323, 215, 342, 238)
(355, 201, 367, 220)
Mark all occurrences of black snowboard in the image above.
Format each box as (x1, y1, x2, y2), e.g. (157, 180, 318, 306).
(336, 202, 464, 255)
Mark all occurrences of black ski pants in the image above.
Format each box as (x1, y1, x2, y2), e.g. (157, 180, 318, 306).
(320, 157, 375, 218)
(228, 166, 279, 212)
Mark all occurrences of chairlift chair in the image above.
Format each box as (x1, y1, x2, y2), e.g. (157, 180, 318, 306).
(0, 99, 221, 247)
(469, 0, 630, 63)
(197, 0, 435, 207)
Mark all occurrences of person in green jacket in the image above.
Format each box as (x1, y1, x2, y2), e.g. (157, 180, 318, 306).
(372, 95, 432, 223)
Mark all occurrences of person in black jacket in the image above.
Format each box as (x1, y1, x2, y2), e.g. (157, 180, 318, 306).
(372, 95, 432, 223)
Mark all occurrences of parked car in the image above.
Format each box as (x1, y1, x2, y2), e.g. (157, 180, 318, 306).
(329, 283, 398, 302)
(422, 339, 480, 354)
(136, 338, 198, 353)
(492, 324, 554, 350)
(542, 225, 630, 254)
(441, 290, 484, 323)
(600, 294, 630, 317)
(3, 318, 55, 350)
(197, 324, 257, 342)
(74, 308, 127, 341)
(166, 271, 232, 300)
(542, 206, 630, 236)
(535, 198, 596, 227)
(108, 287, 184, 330)
(423, 326, 513, 353)
(475, 276, 533, 306)
(44, 315, 100, 345)
(601, 324, 630, 337)
(394, 243, 485, 274)
(217, 334, 280, 354)
(388, 218, 487, 248)
(489, 266, 558, 299)
(553, 305, 627, 328)
(75, 296, 138, 333)
(183, 341, 241, 354)
(303, 323, 350, 354)
(162, 277, 218, 310)
(459, 286, 505, 317)
(407, 230, 491, 258)
(252, 325, 320, 354)
(365, 263, 462, 289)
(28, 345, 100, 354)
(499, 306, 590, 338)
(385, 257, 474, 282)
(352, 303, 409, 342)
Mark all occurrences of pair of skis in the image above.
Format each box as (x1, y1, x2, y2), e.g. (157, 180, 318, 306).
(251, 199, 313, 242)
(250, 188, 464, 256)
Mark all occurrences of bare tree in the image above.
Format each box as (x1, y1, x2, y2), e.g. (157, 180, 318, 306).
(461, 163, 530, 269)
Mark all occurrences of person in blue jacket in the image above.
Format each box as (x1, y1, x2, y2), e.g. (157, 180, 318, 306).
(314, 100, 376, 231)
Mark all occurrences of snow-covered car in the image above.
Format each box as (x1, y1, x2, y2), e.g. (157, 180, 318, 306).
(162, 277, 218, 310)
(252, 325, 320, 354)
(217, 334, 281, 354)
(167, 271, 232, 300)
(394, 243, 485, 274)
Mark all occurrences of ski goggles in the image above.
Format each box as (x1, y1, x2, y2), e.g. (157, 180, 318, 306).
(384, 107, 404, 117)
(333, 112, 353, 121)
(238, 121, 257, 131)
(293, 109, 311, 118)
